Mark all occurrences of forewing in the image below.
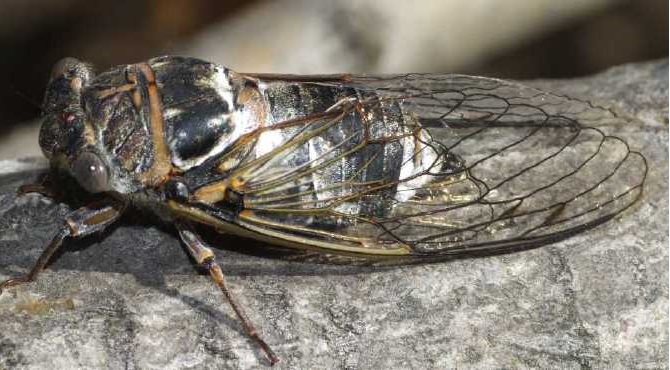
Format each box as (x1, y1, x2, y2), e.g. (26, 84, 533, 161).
(203, 74, 647, 259)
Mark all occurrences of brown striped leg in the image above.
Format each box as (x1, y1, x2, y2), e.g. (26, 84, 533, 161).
(176, 220, 279, 366)
(17, 172, 58, 198)
(0, 199, 124, 293)
(17, 183, 57, 198)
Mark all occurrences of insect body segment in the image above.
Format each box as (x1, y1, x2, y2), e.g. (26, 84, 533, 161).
(226, 80, 440, 211)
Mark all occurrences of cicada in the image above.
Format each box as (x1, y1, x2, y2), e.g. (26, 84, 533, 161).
(0, 56, 647, 365)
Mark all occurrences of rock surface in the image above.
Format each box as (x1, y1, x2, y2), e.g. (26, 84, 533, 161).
(0, 60, 667, 369)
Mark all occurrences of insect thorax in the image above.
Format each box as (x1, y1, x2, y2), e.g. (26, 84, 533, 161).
(81, 57, 240, 193)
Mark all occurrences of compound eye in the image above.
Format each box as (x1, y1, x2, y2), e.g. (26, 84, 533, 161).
(71, 152, 110, 193)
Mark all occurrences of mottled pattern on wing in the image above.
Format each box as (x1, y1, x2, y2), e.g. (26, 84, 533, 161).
(215, 74, 647, 257)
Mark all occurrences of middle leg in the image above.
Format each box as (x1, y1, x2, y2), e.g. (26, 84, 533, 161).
(176, 220, 279, 365)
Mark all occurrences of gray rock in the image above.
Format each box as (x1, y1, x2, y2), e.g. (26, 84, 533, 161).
(0, 60, 667, 369)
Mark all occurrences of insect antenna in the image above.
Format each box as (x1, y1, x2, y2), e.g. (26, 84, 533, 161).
(9, 84, 42, 112)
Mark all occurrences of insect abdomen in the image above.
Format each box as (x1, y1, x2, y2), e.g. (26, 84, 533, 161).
(249, 82, 439, 217)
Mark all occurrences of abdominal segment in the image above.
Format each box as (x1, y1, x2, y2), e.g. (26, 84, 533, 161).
(238, 81, 442, 220)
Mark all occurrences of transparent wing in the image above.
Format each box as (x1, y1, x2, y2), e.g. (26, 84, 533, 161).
(191, 73, 647, 259)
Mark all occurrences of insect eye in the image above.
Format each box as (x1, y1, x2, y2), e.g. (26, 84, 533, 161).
(71, 152, 110, 193)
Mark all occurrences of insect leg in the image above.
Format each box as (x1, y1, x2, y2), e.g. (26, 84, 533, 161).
(176, 220, 279, 366)
(17, 171, 58, 198)
(17, 183, 56, 197)
(0, 199, 124, 293)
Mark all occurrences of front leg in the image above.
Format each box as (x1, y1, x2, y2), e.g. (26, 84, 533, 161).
(17, 171, 58, 198)
(0, 199, 125, 293)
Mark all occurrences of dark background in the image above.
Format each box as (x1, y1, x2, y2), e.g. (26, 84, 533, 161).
(0, 0, 666, 130)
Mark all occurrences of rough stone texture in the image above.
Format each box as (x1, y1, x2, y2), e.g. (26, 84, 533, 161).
(0, 60, 667, 369)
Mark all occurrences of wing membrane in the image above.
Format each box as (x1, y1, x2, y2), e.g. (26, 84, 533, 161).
(190, 74, 647, 259)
